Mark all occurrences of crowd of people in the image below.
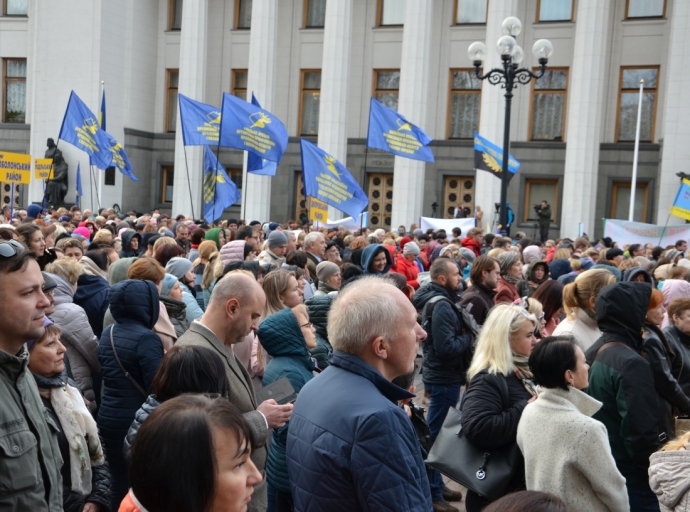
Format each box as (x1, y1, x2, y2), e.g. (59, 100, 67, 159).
(3, 201, 690, 512)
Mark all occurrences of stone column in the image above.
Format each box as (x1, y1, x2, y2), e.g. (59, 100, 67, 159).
(656, 0, 690, 223)
(473, 0, 518, 231)
(391, 0, 433, 230)
(560, 0, 612, 237)
(172, 0, 208, 219)
(241, 0, 278, 222)
(318, 0, 353, 221)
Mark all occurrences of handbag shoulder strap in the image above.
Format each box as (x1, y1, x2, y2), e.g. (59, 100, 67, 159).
(591, 341, 633, 364)
(110, 325, 147, 398)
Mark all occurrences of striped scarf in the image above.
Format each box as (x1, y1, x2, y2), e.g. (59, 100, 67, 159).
(512, 352, 537, 397)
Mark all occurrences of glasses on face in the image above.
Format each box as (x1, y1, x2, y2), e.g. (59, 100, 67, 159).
(0, 239, 24, 258)
(300, 322, 314, 330)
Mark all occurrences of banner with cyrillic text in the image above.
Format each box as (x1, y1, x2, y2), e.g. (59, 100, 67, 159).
(603, 219, 690, 248)
(0, 152, 31, 184)
(419, 216, 477, 235)
(35, 158, 53, 180)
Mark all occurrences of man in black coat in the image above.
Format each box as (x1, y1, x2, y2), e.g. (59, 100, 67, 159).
(413, 258, 470, 511)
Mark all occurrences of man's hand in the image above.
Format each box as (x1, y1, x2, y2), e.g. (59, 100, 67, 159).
(257, 399, 293, 429)
(83, 502, 102, 512)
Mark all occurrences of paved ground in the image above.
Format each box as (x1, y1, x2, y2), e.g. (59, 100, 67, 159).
(414, 354, 468, 512)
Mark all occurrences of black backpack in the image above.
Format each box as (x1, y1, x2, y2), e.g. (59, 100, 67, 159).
(420, 296, 481, 368)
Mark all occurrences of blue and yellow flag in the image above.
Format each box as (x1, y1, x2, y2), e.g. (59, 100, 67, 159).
(76, 163, 83, 207)
(473, 132, 520, 183)
(671, 178, 690, 221)
(203, 146, 240, 223)
(366, 98, 434, 163)
(299, 139, 368, 220)
(178, 94, 222, 146)
(103, 131, 138, 181)
(99, 88, 106, 130)
(247, 94, 278, 176)
(219, 93, 288, 163)
(58, 91, 113, 170)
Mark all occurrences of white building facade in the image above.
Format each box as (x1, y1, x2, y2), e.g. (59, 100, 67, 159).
(0, 0, 684, 239)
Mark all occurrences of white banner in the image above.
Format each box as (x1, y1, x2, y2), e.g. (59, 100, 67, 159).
(603, 219, 690, 247)
(318, 212, 368, 230)
(419, 216, 476, 235)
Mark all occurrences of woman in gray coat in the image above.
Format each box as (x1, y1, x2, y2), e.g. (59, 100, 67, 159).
(45, 259, 101, 414)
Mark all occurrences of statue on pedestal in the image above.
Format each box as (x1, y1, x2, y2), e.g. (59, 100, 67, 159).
(44, 139, 68, 207)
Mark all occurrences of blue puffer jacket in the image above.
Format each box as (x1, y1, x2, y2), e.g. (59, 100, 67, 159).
(73, 273, 110, 337)
(258, 308, 315, 493)
(361, 243, 393, 274)
(97, 280, 163, 451)
(286, 351, 433, 511)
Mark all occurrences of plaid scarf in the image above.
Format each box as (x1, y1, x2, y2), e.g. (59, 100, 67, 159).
(512, 352, 537, 397)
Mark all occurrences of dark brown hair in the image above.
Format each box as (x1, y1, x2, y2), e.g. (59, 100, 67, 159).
(129, 394, 256, 512)
(152, 346, 230, 402)
(470, 255, 499, 285)
(154, 243, 184, 268)
(532, 280, 564, 324)
(483, 490, 570, 512)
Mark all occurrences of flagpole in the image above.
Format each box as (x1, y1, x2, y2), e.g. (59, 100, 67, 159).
(361, 106, 373, 236)
(9, 184, 15, 220)
(629, 79, 644, 222)
(98, 81, 105, 213)
(182, 146, 196, 219)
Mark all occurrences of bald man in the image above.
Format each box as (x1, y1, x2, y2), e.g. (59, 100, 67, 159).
(176, 273, 292, 512)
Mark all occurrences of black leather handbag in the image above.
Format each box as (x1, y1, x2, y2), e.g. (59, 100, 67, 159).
(425, 376, 522, 502)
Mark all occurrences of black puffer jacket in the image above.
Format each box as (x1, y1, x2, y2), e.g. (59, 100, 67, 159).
(413, 282, 471, 385)
(516, 261, 549, 298)
(34, 372, 111, 512)
(664, 324, 690, 398)
(305, 294, 334, 370)
(123, 394, 160, 461)
(641, 324, 690, 436)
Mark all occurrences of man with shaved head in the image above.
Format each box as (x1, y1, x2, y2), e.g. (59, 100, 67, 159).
(176, 272, 292, 512)
(286, 276, 431, 512)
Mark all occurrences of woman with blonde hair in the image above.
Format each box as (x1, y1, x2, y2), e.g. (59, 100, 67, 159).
(192, 239, 218, 310)
(462, 304, 538, 511)
(200, 252, 224, 309)
(649, 430, 690, 511)
(553, 269, 616, 351)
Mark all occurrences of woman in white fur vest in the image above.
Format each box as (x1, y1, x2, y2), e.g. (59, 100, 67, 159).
(517, 335, 629, 512)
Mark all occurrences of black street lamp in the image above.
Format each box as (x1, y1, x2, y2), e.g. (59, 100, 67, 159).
(468, 17, 553, 236)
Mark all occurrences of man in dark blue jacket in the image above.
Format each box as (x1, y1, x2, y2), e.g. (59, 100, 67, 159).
(286, 276, 432, 512)
(413, 258, 470, 511)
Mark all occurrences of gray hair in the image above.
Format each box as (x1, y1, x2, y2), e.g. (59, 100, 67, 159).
(328, 276, 402, 356)
(303, 232, 324, 250)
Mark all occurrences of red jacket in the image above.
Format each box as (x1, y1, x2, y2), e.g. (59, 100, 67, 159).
(495, 279, 520, 304)
(461, 237, 482, 257)
(395, 256, 420, 289)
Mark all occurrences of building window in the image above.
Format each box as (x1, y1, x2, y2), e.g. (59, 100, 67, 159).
(611, 181, 649, 222)
(104, 167, 116, 186)
(162, 166, 174, 203)
(454, 0, 487, 24)
(3, 59, 26, 123)
(299, 70, 321, 136)
(3, 0, 27, 15)
(169, 0, 183, 30)
(230, 170, 243, 191)
(166, 69, 179, 133)
(232, 70, 248, 100)
(537, 0, 573, 22)
(236, 0, 252, 29)
(377, 0, 406, 26)
(617, 66, 659, 142)
(373, 69, 400, 111)
(304, 0, 326, 28)
(626, 0, 665, 18)
(448, 69, 481, 139)
(524, 179, 558, 223)
(530, 68, 568, 141)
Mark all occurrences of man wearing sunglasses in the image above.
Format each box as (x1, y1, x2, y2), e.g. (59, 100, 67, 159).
(0, 240, 63, 510)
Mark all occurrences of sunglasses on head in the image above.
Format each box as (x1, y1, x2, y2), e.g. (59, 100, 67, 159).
(0, 240, 24, 258)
